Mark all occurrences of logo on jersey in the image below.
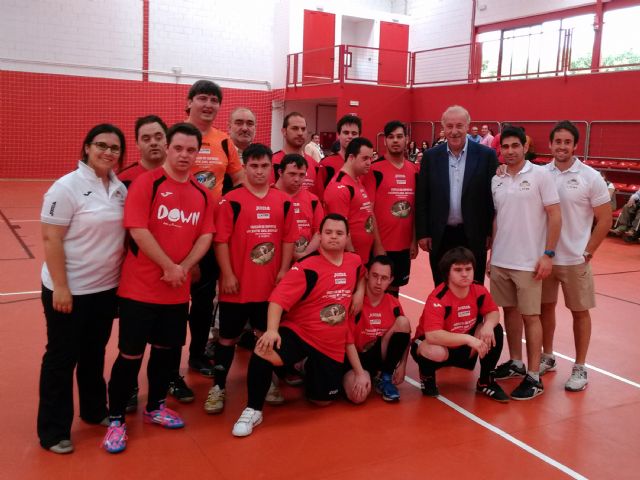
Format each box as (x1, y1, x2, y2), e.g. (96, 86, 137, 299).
(519, 180, 531, 191)
(157, 205, 201, 225)
(250, 242, 275, 265)
(295, 236, 309, 253)
(365, 215, 374, 233)
(391, 200, 411, 218)
(566, 178, 579, 189)
(395, 174, 407, 185)
(320, 304, 346, 326)
(160, 192, 173, 198)
(256, 205, 271, 220)
(432, 302, 442, 308)
(334, 272, 347, 285)
(49, 202, 57, 216)
(83, 191, 92, 196)
(194, 171, 216, 189)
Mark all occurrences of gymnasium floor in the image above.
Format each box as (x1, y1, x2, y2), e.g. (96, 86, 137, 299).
(1, 179, 639, 480)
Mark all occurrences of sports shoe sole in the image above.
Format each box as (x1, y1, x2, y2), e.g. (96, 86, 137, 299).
(169, 390, 195, 403)
(232, 416, 263, 437)
(565, 383, 588, 392)
(510, 389, 544, 401)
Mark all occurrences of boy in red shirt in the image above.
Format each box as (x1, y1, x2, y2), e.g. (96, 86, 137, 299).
(324, 137, 384, 264)
(204, 143, 297, 415)
(103, 123, 215, 453)
(343, 255, 411, 403)
(410, 247, 508, 402)
(275, 153, 324, 260)
(231, 214, 365, 437)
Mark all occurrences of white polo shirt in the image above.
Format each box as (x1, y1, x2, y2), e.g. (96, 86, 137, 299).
(41, 161, 127, 295)
(546, 158, 610, 265)
(491, 161, 560, 271)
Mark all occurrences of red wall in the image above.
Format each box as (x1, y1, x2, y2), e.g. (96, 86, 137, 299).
(0, 71, 282, 178)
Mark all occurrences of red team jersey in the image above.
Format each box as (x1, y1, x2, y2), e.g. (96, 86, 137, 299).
(289, 188, 324, 256)
(350, 293, 404, 352)
(118, 168, 215, 304)
(414, 283, 499, 339)
(270, 251, 363, 362)
(324, 171, 375, 264)
(215, 186, 298, 303)
(270, 151, 319, 192)
(118, 162, 152, 189)
(363, 159, 418, 251)
(315, 153, 345, 201)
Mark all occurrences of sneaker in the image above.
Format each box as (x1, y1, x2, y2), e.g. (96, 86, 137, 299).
(565, 365, 588, 392)
(169, 376, 195, 403)
(477, 378, 510, 403)
(143, 404, 184, 429)
(204, 385, 225, 414)
(125, 387, 139, 413)
(102, 421, 127, 454)
(539, 355, 557, 375)
(189, 356, 215, 377)
(49, 439, 74, 454)
(494, 360, 526, 380)
(420, 374, 439, 397)
(232, 408, 263, 437)
(265, 382, 285, 405)
(510, 374, 544, 400)
(376, 373, 400, 402)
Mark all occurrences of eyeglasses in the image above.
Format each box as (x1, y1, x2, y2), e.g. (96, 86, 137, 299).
(91, 142, 121, 154)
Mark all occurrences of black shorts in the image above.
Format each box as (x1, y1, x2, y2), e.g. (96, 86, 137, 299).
(344, 338, 383, 376)
(410, 333, 478, 372)
(219, 301, 268, 340)
(118, 298, 189, 356)
(277, 327, 343, 402)
(386, 249, 411, 287)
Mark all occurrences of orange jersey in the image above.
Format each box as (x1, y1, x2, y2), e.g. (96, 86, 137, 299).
(191, 127, 243, 201)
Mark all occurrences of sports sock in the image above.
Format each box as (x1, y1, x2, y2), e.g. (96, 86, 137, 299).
(108, 354, 143, 422)
(512, 359, 525, 369)
(381, 332, 410, 375)
(479, 323, 503, 382)
(527, 371, 540, 382)
(213, 343, 235, 389)
(246, 354, 274, 411)
(146, 347, 174, 412)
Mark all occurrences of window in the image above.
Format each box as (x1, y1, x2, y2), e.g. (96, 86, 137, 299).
(600, 5, 640, 70)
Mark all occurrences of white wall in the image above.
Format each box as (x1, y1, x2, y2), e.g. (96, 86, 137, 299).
(475, 0, 596, 26)
(0, 0, 142, 80)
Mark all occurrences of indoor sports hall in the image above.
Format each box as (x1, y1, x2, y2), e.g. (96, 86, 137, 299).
(1, 1, 639, 478)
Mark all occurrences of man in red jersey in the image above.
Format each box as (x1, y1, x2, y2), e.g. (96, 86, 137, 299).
(343, 255, 411, 404)
(363, 120, 418, 297)
(231, 213, 365, 437)
(118, 115, 167, 189)
(182, 80, 245, 384)
(204, 143, 297, 415)
(410, 247, 508, 402)
(102, 123, 215, 454)
(270, 112, 318, 191)
(315, 115, 362, 201)
(275, 153, 324, 259)
(324, 137, 384, 264)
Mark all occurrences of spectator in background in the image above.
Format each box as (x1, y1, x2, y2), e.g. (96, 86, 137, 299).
(610, 190, 640, 240)
(434, 129, 446, 146)
(271, 112, 318, 191)
(407, 141, 420, 163)
(305, 132, 325, 164)
(491, 123, 510, 163)
(522, 127, 536, 161)
(480, 124, 494, 147)
(600, 172, 616, 211)
(38, 124, 128, 454)
(467, 126, 481, 143)
(421, 141, 430, 155)
(228, 107, 257, 159)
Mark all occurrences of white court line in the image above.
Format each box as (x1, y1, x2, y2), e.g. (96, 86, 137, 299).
(0, 290, 39, 296)
(404, 376, 588, 480)
(399, 293, 640, 390)
(8, 219, 40, 223)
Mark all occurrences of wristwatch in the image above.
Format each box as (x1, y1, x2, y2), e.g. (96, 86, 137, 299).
(544, 250, 555, 258)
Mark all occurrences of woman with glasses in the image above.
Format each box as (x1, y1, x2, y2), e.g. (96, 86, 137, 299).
(38, 124, 128, 454)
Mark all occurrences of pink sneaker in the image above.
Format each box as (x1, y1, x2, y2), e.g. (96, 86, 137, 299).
(102, 421, 127, 454)
(143, 403, 184, 429)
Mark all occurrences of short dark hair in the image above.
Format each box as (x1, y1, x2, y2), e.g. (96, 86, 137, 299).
(166, 122, 202, 149)
(135, 115, 168, 140)
(367, 254, 395, 274)
(242, 143, 273, 164)
(384, 120, 406, 137)
(550, 120, 579, 144)
(283, 112, 305, 128)
(279, 153, 308, 172)
(186, 80, 223, 114)
(499, 126, 526, 147)
(320, 213, 349, 235)
(346, 137, 373, 160)
(337, 114, 362, 135)
(438, 247, 476, 282)
(81, 123, 126, 169)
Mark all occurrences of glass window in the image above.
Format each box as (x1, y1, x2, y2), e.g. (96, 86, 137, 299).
(601, 6, 640, 69)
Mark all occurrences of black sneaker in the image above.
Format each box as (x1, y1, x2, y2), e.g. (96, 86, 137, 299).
(494, 360, 526, 380)
(169, 376, 195, 403)
(189, 356, 215, 377)
(125, 387, 139, 413)
(476, 378, 509, 403)
(510, 374, 544, 400)
(420, 374, 439, 397)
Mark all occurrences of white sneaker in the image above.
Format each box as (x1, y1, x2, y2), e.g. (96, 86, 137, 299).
(565, 365, 588, 392)
(204, 385, 225, 414)
(232, 408, 263, 437)
(539, 355, 557, 375)
(265, 381, 285, 405)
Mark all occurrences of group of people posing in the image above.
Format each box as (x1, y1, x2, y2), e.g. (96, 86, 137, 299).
(37, 80, 611, 455)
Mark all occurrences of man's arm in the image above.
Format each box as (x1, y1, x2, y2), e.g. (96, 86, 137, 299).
(180, 233, 213, 272)
(129, 228, 186, 287)
(534, 203, 561, 280)
(371, 215, 385, 256)
(255, 302, 284, 355)
(345, 344, 371, 398)
(277, 242, 294, 283)
(585, 202, 613, 260)
(425, 329, 489, 358)
(214, 242, 239, 294)
(350, 273, 366, 315)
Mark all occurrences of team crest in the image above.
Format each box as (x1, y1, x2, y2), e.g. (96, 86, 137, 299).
(194, 171, 216, 189)
(365, 215, 374, 233)
(320, 304, 346, 326)
(250, 242, 275, 265)
(391, 200, 411, 218)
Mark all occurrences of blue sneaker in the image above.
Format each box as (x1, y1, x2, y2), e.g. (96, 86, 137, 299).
(376, 373, 400, 402)
(102, 421, 127, 454)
